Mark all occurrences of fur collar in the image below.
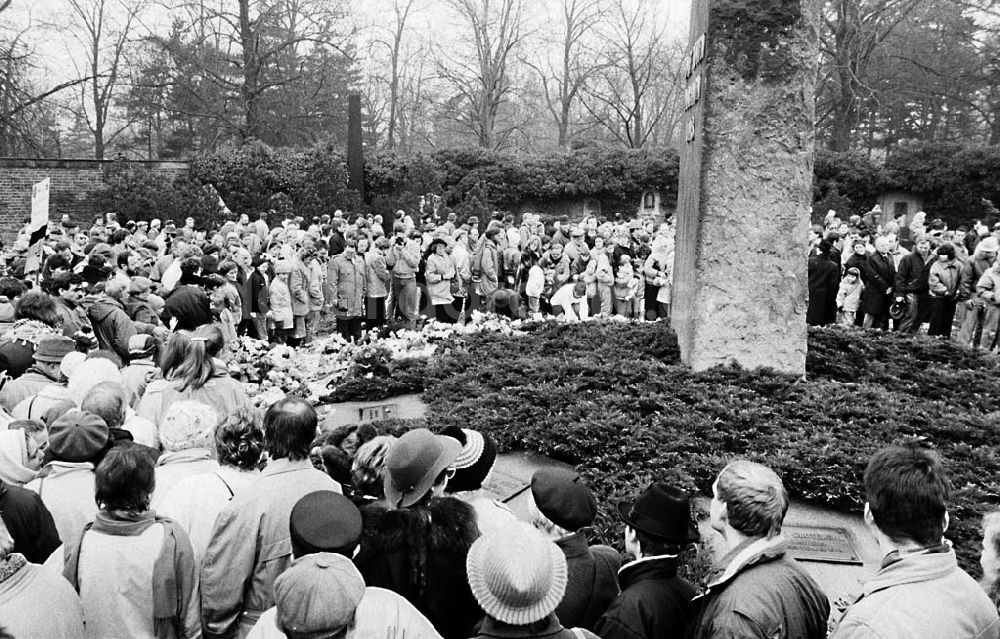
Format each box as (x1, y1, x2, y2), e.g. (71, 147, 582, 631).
(361, 496, 480, 553)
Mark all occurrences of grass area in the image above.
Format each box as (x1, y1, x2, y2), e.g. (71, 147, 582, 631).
(360, 321, 1000, 573)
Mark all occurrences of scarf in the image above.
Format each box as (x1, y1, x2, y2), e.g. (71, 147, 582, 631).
(3, 319, 56, 347)
(0, 430, 38, 485)
(63, 510, 196, 639)
(0, 553, 27, 584)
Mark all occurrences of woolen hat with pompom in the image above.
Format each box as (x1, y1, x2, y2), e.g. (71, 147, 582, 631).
(466, 521, 568, 626)
(441, 426, 497, 492)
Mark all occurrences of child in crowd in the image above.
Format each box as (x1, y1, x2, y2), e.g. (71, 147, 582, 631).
(836, 267, 864, 327)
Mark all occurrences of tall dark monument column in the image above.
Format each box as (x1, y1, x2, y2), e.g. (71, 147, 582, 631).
(672, 0, 819, 375)
(347, 93, 365, 201)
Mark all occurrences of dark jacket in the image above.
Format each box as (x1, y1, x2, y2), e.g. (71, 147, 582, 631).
(686, 537, 829, 639)
(125, 296, 160, 325)
(844, 253, 867, 277)
(248, 270, 270, 314)
(0, 479, 61, 564)
(895, 251, 933, 295)
(472, 615, 600, 639)
(555, 532, 621, 631)
(356, 497, 482, 639)
(807, 254, 841, 326)
(88, 296, 154, 363)
(863, 252, 896, 316)
(961, 254, 993, 302)
(595, 555, 695, 639)
(162, 284, 212, 331)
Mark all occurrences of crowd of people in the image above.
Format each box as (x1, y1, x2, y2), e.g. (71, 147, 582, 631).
(808, 207, 1000, 346)
(2, 399, 999, 639)
(0, 208, 674, 351)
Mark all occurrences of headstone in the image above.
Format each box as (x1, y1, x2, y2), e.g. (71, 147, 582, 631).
(672, 0, 820, 375)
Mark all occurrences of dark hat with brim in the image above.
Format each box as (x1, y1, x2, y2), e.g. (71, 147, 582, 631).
(384, 428, 461, 509)
(617, 483, 699, 544)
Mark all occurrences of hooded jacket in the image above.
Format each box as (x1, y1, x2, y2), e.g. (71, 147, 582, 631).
(356, 497, 482, 639)
(88, 296, 156, 362)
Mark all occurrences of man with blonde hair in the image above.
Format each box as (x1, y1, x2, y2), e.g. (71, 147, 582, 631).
(687, 460, 829, 639)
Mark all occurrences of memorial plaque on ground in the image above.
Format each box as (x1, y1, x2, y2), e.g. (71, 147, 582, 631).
(483, 468, 531, 503)
(358, 403, 396, 423)
(785, 525, 862, 564)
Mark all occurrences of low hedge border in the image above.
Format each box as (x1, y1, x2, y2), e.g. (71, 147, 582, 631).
(358, 321, 1000, 573)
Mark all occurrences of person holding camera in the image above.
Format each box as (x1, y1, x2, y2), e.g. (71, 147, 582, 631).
(385, 222, 421, 329)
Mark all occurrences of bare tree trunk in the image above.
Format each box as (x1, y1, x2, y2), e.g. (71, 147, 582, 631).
(239, 0, 261, 141)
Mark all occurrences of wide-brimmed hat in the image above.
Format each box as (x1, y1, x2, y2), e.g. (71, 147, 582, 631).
(616, 483, 700, 544)
(466, 521, 568, 626)
(384, 428, 461, 508)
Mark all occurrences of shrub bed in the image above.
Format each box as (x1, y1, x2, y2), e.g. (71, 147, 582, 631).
(363, 321, 1000, 573)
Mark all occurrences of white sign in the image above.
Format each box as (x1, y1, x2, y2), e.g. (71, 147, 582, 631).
(24, 178, 50, 274)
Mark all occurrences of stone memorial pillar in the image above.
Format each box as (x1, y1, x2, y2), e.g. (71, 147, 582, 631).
(672, 0, 819, 375)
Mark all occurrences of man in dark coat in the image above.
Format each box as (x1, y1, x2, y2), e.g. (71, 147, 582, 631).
(862, 236, 897, 330)
(894, 237, 934, 333)
(0, 478, 60, 564)
(687, 461, 828, 639)
(807, 240, 841, 326)
(87, 279, 163, 363)
(162, 257, 212, 331)
(594, 483, 699, 639)
(530, 469, 620, 631)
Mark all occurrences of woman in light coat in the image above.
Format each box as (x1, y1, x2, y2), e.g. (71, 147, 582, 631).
(363, 237, 391, 333)
(451, 231, 473, 323)
(268, 260, 294, 344)
(425, 238, 457, 323)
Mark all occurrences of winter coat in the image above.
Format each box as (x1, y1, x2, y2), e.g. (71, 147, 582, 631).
(862, 252, 896, 316)
(25, 462, 96, 560)
(961, 254, 993, 303)
(836, 277, 864, 313)
(451, 244, 472, 298)
(248, 270, 270, 315)
(201, 458, 342, 639)
(0, 478, 61, 564)
(928, 260, 962, 298)
(895, 251, 934, 295)
(977, 267, 1000, 306)
(365, 251, 392, 298)
(126, 296, 160, 326)
(555, 532, 621, 631)
(137, 367, 250, 430)
(0, 369, 60, 413)
(268, 275, 294, 328)
(386, 239, 421, 279)
(686, 536, 829, 639)
(162, 284, 213, 331)
(306, 259, 325, 312)
(247, 586, 443, 639)
(55, 298, 92, 336)
(121, 359, 158, 409)
(88, 296, 156, 363)
(356, 497, 482, 639)
(288, 258, 311, 316)
(150, 448, 218, 512)
(831, 544, 999, 639)
(807, 255, 841, 326)
(0, 557, 85, 639)
(594, 555, 694, 639)
(425, 253, 456, 305)
(328, 253, 368, 319)
(478, 240, 501, 297)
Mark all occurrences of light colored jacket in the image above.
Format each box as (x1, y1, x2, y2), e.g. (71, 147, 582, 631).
(977, 266, 1000, 305)
(928, 260, 962, 298)
(831, 545, 999, 639)
(26, 462, 97, 558)
(150, 449, 217, 512)
(137, 373, 250, 431)
(364, 250, 391, 298)
(0, 560, 86, 639)
(478, 239, 501, 296)
(451, 244, 472, 298)
(386, 239, 421, 278)
(306, 259, 325, 312)
(836, 278, 864, 313)
(328, 253, 367, 319)
(200, 459, 342, 639)
(288, 258, 311, 316)
(424, 253, 455, 305)
(268, 275, 293, 328)
(246, 587, 443, 639)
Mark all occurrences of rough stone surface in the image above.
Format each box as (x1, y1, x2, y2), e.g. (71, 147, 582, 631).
(0, 158, 190, 240)
(319, 393, 428, 430)
(673, 0, 819, 375)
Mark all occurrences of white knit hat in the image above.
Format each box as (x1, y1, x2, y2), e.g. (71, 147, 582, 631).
(466, 521, 568, 626)
(159, 400, 218, 452)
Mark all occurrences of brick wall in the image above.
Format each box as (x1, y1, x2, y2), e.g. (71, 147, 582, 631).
(0, 158, 190, 240)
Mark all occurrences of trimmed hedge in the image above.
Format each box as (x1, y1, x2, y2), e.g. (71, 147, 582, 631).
(360, 321, 1000, 574)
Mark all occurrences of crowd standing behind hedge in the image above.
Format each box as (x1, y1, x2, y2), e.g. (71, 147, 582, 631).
(808, 206, 1000, 349)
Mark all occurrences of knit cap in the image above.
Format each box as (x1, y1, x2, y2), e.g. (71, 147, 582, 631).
(159, 400, 218, 452)
(466, 521, 568, 626)
(49, 409, 109, 462)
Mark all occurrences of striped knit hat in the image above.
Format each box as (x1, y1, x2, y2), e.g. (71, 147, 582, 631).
(442, 426, 498, 493)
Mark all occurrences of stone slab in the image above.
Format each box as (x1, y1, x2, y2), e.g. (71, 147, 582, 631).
(484, 452, 576, 521)
(318, 393, 428, 430)
(784, 524, 861, 564)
